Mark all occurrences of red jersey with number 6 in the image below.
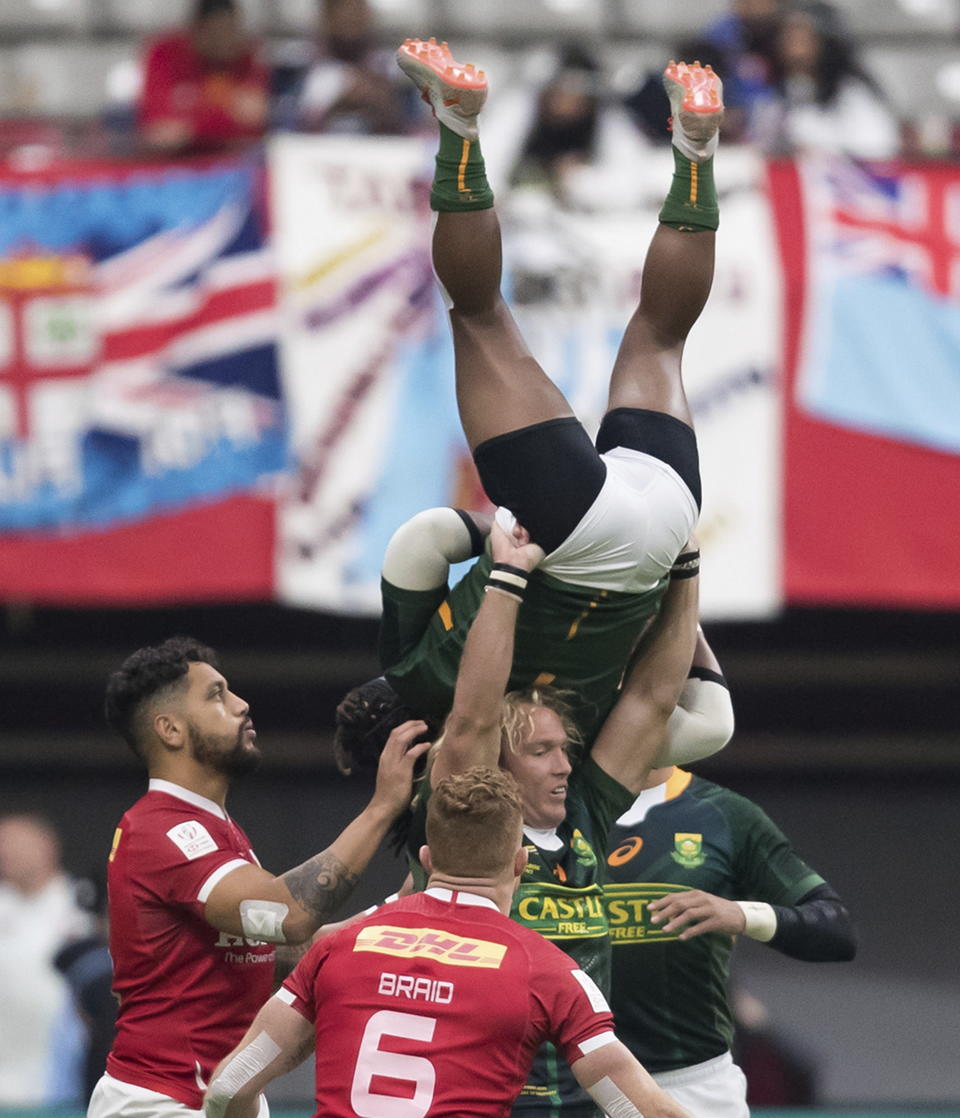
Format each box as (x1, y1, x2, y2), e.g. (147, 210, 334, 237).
(281, 887, 616, 1118)
(106, 780, 275, 1108)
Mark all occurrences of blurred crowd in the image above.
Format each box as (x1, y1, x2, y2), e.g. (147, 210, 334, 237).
(0, 0, 942, 177)
(0, 813, 113, 1107)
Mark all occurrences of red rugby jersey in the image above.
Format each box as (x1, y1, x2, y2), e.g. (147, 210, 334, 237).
(139, 32, 268, 146)
(281, 888, 616, 1118)
(106, 780, 275, 1107)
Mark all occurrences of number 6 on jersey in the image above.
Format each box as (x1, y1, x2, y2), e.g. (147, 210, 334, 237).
(350, 1010, 437, 1118)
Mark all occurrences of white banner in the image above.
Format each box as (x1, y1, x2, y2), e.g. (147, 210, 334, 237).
(272, 137, 782, 619)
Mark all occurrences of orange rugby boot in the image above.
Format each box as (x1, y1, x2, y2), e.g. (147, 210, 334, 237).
(396, 37, 488, 140)
(663, 59, 724, 148)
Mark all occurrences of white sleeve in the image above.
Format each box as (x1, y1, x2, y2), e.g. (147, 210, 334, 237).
(381, 507, 479, 591)
(653, 676, 735, 766)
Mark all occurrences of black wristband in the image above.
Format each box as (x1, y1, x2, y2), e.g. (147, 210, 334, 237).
(671, 549, 700, 579)
(491, 562, 530, 579)
(484, 580, 525, 601)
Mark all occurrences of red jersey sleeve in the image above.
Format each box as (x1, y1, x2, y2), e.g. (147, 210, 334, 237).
(279, 938, 333, 1023)
(529, 943, 617, 1069)
(134, 811, 254, 916)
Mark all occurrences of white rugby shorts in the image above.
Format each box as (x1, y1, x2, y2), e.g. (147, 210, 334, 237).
(653, 1051, 749, 1118)
(88, 1073, 270, 1118)
(496, 446, 698, 594)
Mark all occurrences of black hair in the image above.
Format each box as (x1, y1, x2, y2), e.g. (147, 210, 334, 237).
(193, 0, 237, 22)
(774, 0, 886, 107)
(333, 676, 434, 776)
(105, 636, 219, 759)
(520, 42, 601, 171)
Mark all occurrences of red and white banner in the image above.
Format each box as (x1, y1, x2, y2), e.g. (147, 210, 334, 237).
(770, 158, 960, 608)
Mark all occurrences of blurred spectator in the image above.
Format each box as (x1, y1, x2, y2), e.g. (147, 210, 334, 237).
(289, 0, 421, 135)
(624, 36, 734, 145)
(732, 988, 819, 1105)
(703, 0, 782, 137)
(512, 44, 603, 190)
(507, 43, 651, 208)
(0, 813, 94, 1105)
(138, 0, 269, 154)
(54, 875, 115, 1106)
(626, 2, 780, 144)
(752, 0, 900, 158)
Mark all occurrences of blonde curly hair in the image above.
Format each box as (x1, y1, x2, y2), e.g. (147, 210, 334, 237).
(417, 685, 582, 803)
(498, 685, 582, 758)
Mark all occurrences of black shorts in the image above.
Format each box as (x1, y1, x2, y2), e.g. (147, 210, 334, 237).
(473, 418, 605, 554)
(473, 409, 700, 555)
(596, 408, 701, 510)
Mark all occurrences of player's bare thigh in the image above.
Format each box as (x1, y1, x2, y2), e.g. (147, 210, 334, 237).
(449, 302, 574, 451)
(606, 224, 717, 426)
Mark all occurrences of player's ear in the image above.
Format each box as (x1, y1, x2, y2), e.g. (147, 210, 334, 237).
(153, 711, 186, 751)
(420, 845, 434, 875)
(513, 846, 528, 879)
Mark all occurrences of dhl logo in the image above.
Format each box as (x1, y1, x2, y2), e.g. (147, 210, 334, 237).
(354, 925, 507, 969)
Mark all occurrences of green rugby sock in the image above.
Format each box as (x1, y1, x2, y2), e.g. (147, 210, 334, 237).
(659, 148, 719, 232)
(430, 121, 494, 212)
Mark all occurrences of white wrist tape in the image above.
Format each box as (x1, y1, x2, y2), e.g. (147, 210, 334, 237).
(735, 900, 778, 941)
(587, 1076, 643, 1118)
(239, 900, 289, 943)
(205, 1032, 280, 1118)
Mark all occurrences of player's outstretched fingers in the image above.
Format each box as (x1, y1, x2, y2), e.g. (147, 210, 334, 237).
(373, 720, 432, 814)
(384, 719, 430, 754)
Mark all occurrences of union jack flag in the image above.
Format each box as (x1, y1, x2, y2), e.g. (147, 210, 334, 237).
(0, 156, 286, 534)
(0, 155, 285, 603)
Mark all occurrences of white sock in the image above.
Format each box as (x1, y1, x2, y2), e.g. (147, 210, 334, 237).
(672, 124, 719, 162)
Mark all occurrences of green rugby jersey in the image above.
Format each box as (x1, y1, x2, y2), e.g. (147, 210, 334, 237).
(407, 758, 632, 1118)
(603, 769, 824, 1073)
(383, 551, 666, 741)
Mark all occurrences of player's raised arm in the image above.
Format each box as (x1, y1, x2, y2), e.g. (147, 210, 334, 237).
(431, 519, 543, 783)
(589, 546, 700, 794)
(205, 996, 313, 1118)
(571, 1038, 694, 1118)
(651, 622, 735, 767)
(204, 721, 430, 944)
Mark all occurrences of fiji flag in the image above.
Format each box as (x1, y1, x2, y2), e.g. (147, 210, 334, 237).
(795, 158, 960, 454)
(0, 156, 285, 603)
(771, 157, 960, 608)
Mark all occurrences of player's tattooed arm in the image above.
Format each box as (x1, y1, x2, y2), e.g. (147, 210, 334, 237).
(202, 723, 430, 946)
(281, 852, 360, 926)
(275, 723, 430, 941)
